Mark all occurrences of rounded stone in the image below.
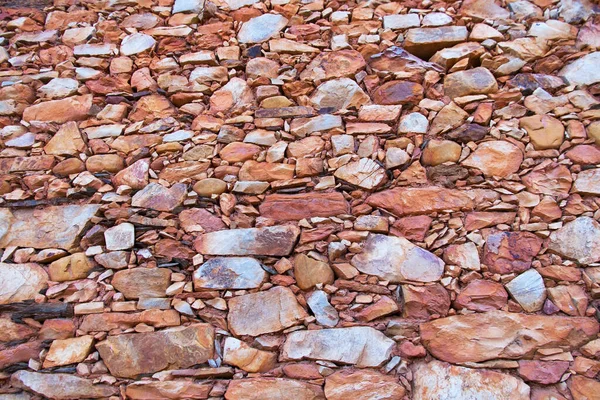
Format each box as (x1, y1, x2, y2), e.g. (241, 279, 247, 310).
(421, 139, 462, 166)
(193, 178, 227, 196)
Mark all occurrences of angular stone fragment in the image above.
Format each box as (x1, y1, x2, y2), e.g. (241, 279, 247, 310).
(79, 310, 180, 332)
(96, 324, 214, 378)
(11, 371, 118, 400)
(120, 33, 156, 56)
(306, 290, 339, 328)
(223, 337, 277, 372)
(430, 42, 485, 71)
(259, 192, 349, 221)
(310, 78, 370, 111)
(548, 217, 600, 265)
(559, 52, 600, 86)
(402, 284, 450, 319)
(0, 204, 100, 251)
(0, 263, 48, 304)
(351, 234, 444, 283)
(454, 280, 508, 312)
(483, 231, 543, 274)
(210, 77, 255, 115)
(294, 254, 334, 290)
(547, 285, 588, 316)
(367, 187, 473, 216)
(43, 335, 94, 368)
(131, 183, 187, 212)
(225, 378, 324, 400)
(520, 115, 565, 150)
(428, 102, 468, 135)
(573, 169, 600, 195)
(444, 67, 498, 99)
(372, 80, 423, 105)
(334, 158, 386, 190)
(420, 311, 599, 364)
(237, 14, 288, 44)
(44, 121, 86, 156)
(48, 253, 93, 282)
(505, 269, 546, 312)
(173, 0, 205, 13)
(111, 268, 171, 299)
(569, 375, 600, 400)
(22, 94, 92, 123)
(518, 360, 569, 385)
(227, 287, 307, 336)
(113, 158, 150, 190)
(412, 361, 529, 400)
(125, 381, 212, 400)
(462, 140, 522, 178)
(325, 369, 405, 400)
(194, 225, 300, 256)
(404, 26, 469, 59)
(193, 257, 267, 289)
(282, 326, 394, 367)
(300, 50, 365, 81)
(522, 163, 572, 196)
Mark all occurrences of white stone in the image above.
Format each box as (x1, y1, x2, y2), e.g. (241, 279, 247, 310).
(173, 0, 204, 13)
(306, 290, 339, 328)
(412, 360, 530, 400)
(38, 78, 79, 99)
(505, 269, 546, 312)
(383, 14, 420, 30)
(282, 326, 394, 367)
(104, 223, 135, 251)
(351, 234, 444, 283)
(120, 33, 156, 56)
(559, 52, 600, 87)
(398, 112, 429, 133)
(193, 257, 268, 289)
(548, 217, 600, 265)
(237, 14, 288, 44)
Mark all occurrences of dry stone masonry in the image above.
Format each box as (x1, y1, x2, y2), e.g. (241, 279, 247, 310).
(0, 0, 600, 398)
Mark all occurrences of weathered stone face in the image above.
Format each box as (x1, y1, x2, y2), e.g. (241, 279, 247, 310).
(227, 287, 307, 336)
(351, 234, 444, 283)
(0, 205, 100, 251)
(11, 370, 118, 399)
(0, 263, 48, 304)
(420, 311, 599, 364)
(325, 369, 405, 400)
(96, 324, 214, 378)
(547, 217, 600, 265)
(412, 361, 530, 400)
(281, 326, 395, 367)
(194, 226, 300, 256)
(193, 257, 267, 289)
(225, 378, 325, 400)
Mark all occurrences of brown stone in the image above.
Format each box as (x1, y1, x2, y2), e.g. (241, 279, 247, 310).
(421, 311, 599, 364)
(79, 310, 180, 332)
(421, 139, 462, 166)
(225, 378, 324, 400)
(300, 50, 366, 81)
(482, 231, 543, 274)
(239, 161, 295, 182)
(11, 370, 118, 399)
(367, 187, 474, 216)
(125, 381, 212, 400)
(111, 268, 171, 299)
(444, 67, 498, 98)
(391, 215, 432, 241)
(227, 286, 307, 336)
(96, 324, 214, 378)
(520, 115, 565, 150)
(324, 369, 405, 400)
(454, 280, 508, 312)
(402, 284, 450, 319)
(23, 94, 92, 123)
(404, 26, 469, 59)
(518, 360, 569, 384)
(48, 253, 93, 282)
(259, 192, 349, 221)
(372, 80, 423, 105)
(462, 140, 523, 178)
(294, 254, 334, 290)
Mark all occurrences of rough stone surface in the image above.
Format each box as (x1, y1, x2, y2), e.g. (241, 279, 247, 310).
(193, 257, 267, 289)
(282, 326, 395, 367)
(421, 311, 599, 364)
(548, 217, 600, 264)
(96, 324, 214, 378)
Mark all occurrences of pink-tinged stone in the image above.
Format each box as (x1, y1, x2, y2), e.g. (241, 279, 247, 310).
(522, 163, 572, 196)
(390, 215, 432, 241)
(131, 183, 187, 212)
(227, 286, 307, 336)
(194, 225, 300, 256)
(113, 159, 150, 189)
(454, 280, 508, 312)
(96, 324, 214, 378)
(324, 369, 405, 400)
(0, 263, 48, 304)
(402, 284, 450, 319)
(483, 231, 543, 274)
(11, 370, 118, 399)
(548, 217, 600, 265)
(22, 94, 92, 123)
(420, 311, 599, 364)
(125, 381, 212, 400)
(225, 378, 324, 400)
(259, 192, 349, 221)
(412, 360, 529, 400)
(179, 208, 226, 233)
(0, 205, 101, 251)
(300, 50, 366, 81)
(461, 140, 522, 178)
(367, 187, 474, 216)
(518, 360, 569, 384)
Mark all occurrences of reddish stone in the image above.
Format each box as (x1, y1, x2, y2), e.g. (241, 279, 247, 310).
(464, 212, 516, 231)
(522, 163, 573, 196)
(402, 284, 450, 320)
(390, 215, 432, 241)
(454, 280, 508, 312)
(399, 341, 427, 358)
(566, 144, 600, 164)
(483, 231, 543, 274)
(518, 360, 569, 384)
(259, 192, 350, 221)
(372, 80, 423, 105)
(368, 187, 474, 216)
(0, 341, 43, 369)
(179, 208, 226, 233)
(282, 363, 322, 380)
